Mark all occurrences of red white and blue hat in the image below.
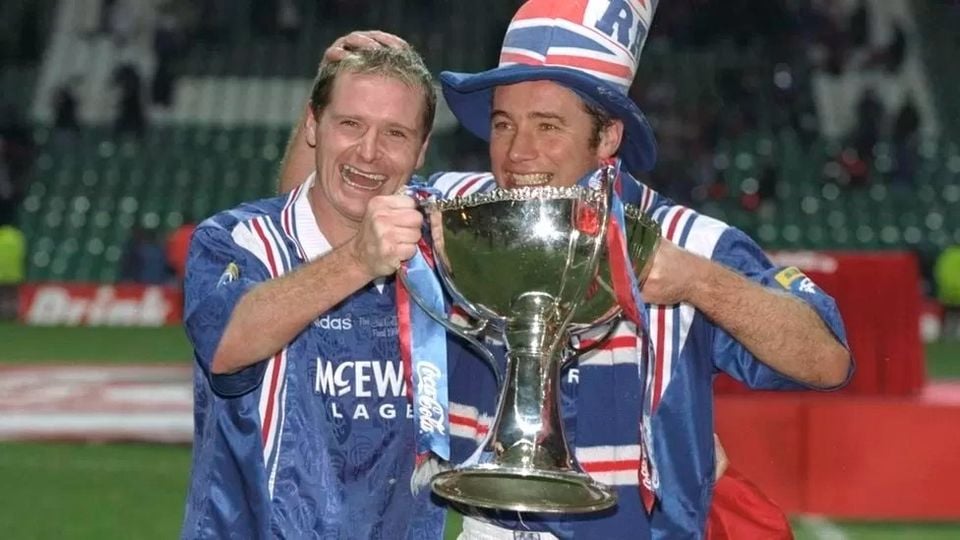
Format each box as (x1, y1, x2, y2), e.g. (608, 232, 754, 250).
(441, 0, 659, 172)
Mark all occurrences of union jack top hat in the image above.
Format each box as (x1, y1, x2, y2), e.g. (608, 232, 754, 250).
(441, 0, 659, 172)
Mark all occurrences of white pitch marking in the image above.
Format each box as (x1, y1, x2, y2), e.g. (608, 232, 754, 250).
(795, 515, 849, 540)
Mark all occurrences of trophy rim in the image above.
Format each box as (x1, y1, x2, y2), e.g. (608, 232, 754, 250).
(424, 185, 605, 212)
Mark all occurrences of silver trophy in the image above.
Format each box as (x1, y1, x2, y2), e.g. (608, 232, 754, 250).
(400, 172, 660, 513)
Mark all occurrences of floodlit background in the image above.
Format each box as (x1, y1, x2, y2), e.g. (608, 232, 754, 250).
(1, 0, 959, 538)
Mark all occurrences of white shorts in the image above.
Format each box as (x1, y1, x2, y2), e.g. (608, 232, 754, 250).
(458, 516, 559, 540)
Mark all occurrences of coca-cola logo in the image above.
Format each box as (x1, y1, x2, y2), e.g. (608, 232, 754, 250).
(415, 361, 446, 436)
(21, 284, 178, 326)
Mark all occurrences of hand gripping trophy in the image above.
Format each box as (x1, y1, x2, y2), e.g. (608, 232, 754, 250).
(400, 166, 660, 514)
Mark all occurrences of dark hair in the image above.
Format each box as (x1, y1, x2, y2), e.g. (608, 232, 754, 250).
(581, 100, 616, 150)
(308, 47, 436, 140)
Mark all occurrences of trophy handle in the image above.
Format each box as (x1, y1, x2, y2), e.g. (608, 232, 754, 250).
(397, 268, 504, 386)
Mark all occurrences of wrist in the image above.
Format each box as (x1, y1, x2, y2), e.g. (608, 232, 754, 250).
(680, 252, 716, 305)
(340, 237, 377, 283)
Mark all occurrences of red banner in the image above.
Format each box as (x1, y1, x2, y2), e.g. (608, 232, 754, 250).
(18, 283, 183, 327)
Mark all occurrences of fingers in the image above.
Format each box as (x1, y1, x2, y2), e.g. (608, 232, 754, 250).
(379, 198, 424, 262)
(377, 220, 421, 273)
(637, 239, 690, 305)
(394, 242, 419, 267)
(365, 30, 408, 48)
(373, 195, 422, 228)
(713, 434, 729, 480)
(325, 33, 378, 63)
(325, 30, 409, 64)
(340, 31, 386, 51)
(324, 47, 349, 63)
(380, 193, 417, 210)
(354, 195, 424, 277)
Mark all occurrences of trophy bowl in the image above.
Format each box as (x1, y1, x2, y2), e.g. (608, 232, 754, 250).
(425, 186, 610, 337)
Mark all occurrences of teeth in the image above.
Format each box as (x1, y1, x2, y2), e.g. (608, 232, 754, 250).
(343, 164, 387, 181)
(510, 173, 552, 186)
(341, 164, 388, 191)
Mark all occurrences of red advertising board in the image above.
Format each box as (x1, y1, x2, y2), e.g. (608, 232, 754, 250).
(715, 250, 925, 396)
(18, 283, 183, 326)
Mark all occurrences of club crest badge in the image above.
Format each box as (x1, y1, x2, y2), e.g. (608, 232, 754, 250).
(217, 262, 240, 287)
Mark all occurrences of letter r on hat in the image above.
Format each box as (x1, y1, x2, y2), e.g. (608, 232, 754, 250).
(588, 0, 652, 59)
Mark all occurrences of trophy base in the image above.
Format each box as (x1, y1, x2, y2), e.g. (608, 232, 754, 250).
(431, 466, 618, 513)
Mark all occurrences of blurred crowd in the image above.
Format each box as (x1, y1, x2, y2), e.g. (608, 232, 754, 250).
(117, 218, 194, 286)
(30, 0, 929, 194)
(0, 104, 31, 314)
(0, 107, 34, 229)
(630, 0, 921, 206)
(445, 0, 926, 211)
(1, 0, 957, 317)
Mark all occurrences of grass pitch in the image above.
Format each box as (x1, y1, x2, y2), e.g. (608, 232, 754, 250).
(0, 442, 190, 539)
(0, 323, 957, 539)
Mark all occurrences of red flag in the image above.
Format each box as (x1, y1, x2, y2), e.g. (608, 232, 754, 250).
(707, 467, 794, 540)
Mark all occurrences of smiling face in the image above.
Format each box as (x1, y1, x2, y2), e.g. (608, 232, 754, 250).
(305, 71, 429, 238)
(489, 80, 623, 189)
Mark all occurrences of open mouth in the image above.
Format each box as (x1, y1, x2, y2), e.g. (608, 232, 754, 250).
(507, 172, 553, 188)
(341, 164, 388, 191)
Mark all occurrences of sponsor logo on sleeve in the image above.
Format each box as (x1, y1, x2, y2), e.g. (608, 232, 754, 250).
(775, 266, 817, 294)
(797, 278, 817, 294)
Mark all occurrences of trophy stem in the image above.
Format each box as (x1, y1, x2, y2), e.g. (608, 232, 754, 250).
(495, 292, 571, 470)
(494, 350, 567, 470)
(431, 345, 618, 513)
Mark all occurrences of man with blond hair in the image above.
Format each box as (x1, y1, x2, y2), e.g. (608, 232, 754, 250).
(181, 46, 452, 538)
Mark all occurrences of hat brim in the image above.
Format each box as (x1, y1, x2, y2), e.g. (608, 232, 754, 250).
(440, 65, 657, 173)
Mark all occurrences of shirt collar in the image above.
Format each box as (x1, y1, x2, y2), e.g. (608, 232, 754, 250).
(286, 172, 331, 260)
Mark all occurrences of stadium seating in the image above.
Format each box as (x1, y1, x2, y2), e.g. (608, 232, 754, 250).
(17, 121, 958, 282)
(17, 123, 467, 282)
(913, 0, 960, 142)
(7, 0, 959, 283)
(21, 126, 282, 281)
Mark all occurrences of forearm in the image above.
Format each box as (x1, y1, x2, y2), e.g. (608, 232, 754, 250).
(686, 256, 850, 388)
(211, 245, 373, 374)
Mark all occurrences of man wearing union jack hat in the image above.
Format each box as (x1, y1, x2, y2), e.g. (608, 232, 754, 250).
(279, 1, 851, 538)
